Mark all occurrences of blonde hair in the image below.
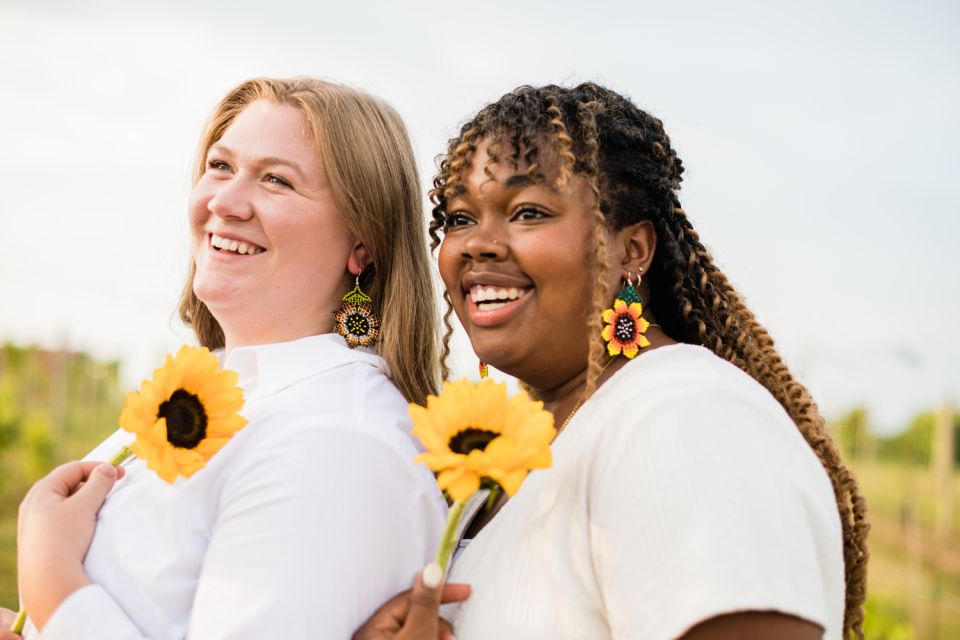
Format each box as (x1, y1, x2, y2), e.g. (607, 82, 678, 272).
(179, 77, 440, 404)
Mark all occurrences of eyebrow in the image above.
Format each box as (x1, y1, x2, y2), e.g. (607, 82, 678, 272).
(208, 144, 306, 182)
(449, 173, 558, 198)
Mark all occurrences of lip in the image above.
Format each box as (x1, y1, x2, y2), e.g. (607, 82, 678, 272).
(464, 289, 532, 327)
(459, 271, 534, 328)
(461, 271, 532, 291)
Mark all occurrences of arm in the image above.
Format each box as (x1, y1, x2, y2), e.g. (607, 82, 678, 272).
(681, 612, 823, 639)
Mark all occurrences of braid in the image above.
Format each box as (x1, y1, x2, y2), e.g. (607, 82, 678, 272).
(439, 292, 455, 382)
(429, 82, 868, 638)
(575, 100, 610, 398)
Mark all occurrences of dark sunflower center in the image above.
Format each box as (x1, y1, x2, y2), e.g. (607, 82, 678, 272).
(346, 313, 370, 336)
(448, 427, 498, 454)
(614, 315, 637, 342)
(158, 389, 208, 449)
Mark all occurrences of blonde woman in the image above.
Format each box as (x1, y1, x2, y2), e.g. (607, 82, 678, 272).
(6, 78, 446, 639)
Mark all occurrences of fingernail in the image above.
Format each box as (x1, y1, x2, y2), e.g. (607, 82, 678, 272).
(98, 464, 117, 478)
(421, 562, 443, 589)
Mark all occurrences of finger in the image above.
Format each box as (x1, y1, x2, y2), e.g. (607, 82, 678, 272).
(402, 563, 444, 634)
(71, 464, 119, 514)
(37, 461, 106, 498)
(439, 618, 454, 640)
(352, 589, 413, 636)
(439, 583, 471, 604)
(0, 608, 14, 627)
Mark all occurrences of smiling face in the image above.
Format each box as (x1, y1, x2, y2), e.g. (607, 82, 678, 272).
(438, 139, 611, 392)
(188, 100, 357, 350)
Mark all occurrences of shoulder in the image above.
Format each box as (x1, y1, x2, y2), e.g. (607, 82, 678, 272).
(586, 344, 805, 457)
(576, 346, 845, 638)
(245, 357, 417, 463)
(578, 343, 841, 554)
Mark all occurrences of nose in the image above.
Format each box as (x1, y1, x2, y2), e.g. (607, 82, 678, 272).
(207, 176, 254, 221)
(461, 220, 507, 261)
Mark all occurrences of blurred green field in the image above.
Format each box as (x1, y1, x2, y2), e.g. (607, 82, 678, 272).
(851, 459, 960, 639)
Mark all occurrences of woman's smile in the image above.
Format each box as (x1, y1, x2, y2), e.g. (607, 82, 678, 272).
(464, 284, 533, 326)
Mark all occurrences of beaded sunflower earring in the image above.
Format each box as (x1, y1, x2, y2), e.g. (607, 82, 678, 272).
(600, 270, 650, 359)
(333, 271, 381, 348)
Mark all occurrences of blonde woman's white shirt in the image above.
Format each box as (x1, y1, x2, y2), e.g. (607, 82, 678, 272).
(446, 344, 844, 640)
(24, 333, 447, 640)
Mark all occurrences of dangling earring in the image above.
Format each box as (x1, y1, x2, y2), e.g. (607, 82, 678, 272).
(600, 269, 650, 359)
(333, 271, 381, 348)
(479, 361, 489, 379)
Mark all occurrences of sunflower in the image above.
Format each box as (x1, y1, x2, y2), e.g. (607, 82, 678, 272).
(119, 345, 247, 483)
(601, 299, 651, 359)
(411, 378, 555, 502)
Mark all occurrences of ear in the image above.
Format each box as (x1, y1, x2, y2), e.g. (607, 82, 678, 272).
(345, 240, 373, 276)
(611, 220, 656, 279)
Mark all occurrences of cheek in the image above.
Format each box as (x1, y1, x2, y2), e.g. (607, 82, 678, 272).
(275, 209, 352, 275)
(436, 238, 461, 295)
(187, 184, 212, 239)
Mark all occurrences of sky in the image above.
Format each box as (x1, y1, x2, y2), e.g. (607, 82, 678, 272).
(1, 0, 957, 435)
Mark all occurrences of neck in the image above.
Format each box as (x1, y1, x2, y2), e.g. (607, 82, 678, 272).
(221, 316, 333, 356)
(531, 315, 677, 432)
(533, 356, 627, 432)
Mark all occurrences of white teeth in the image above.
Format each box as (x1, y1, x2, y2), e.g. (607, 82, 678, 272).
(210, 234, 263, 255)
(469, 286, 526, 304)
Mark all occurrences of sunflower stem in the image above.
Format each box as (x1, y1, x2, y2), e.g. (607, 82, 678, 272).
(108, 445, 134, 467)
(10, 609, 25, 633)
(434, 500, 466, 575)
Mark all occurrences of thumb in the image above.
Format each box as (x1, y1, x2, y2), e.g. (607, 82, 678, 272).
(402, 563, 444, 634)
(72, 464, 118, 514)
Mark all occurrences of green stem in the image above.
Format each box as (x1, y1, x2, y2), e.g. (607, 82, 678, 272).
(10, 608, 25, 634)
(9, 444, 134, 634)
(108, 445, 134, 467)
(434, 500, 466, 574)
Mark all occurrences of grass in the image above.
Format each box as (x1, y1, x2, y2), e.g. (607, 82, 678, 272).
(852, 459, 960, 638)
(0, 507, 17, 610)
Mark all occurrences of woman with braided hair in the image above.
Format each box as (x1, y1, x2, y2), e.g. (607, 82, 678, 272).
(355, 82, 868, 640)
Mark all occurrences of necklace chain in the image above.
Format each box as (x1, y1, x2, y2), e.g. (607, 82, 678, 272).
(555, 357, 616, 438)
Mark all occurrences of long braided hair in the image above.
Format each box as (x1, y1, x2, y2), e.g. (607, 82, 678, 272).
(429, 83, 869, 638)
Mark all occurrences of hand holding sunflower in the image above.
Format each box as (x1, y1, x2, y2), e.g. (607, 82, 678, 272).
(10, 345, 247, 634)
(410, 378, 555, 573)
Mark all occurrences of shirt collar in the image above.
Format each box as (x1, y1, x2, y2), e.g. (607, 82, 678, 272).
(221, 333, 384, 399)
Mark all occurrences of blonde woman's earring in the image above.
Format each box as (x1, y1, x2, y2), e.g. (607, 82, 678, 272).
(333, 272, 381, 348)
